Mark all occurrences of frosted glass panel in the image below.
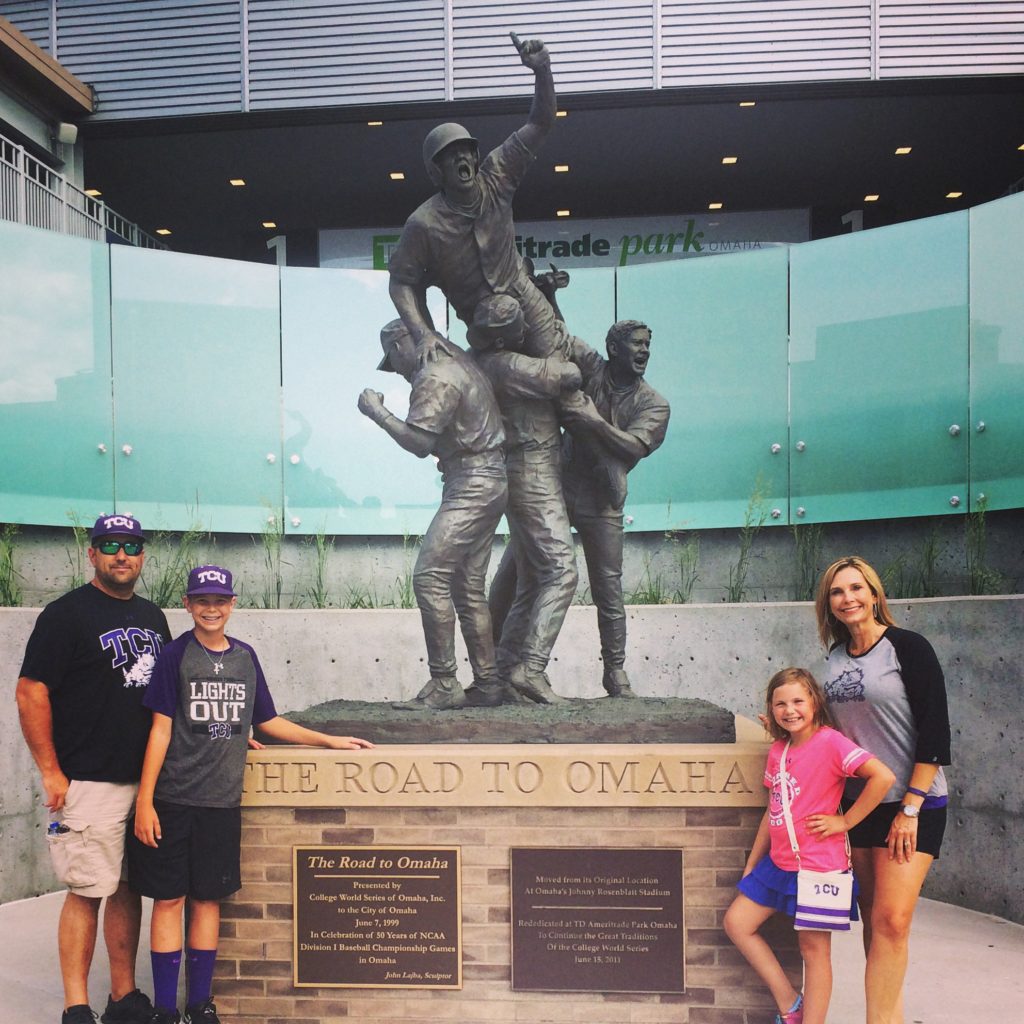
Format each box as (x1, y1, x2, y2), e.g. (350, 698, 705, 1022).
(789, 212, 969, 523)
(617, 248, 790, 529)
(110, 247, 282, 532)
(281, 267, 445, 535)
(969, 193, 1024, 511)
(0, 221, 114, 526)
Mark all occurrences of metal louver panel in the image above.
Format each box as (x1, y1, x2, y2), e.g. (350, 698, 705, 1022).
(247, 0, 446, 109)
(879, 2, 1024, 78)
(452, 0, 655, 98)
(53, 0, 242, 119)
(661, 0, 873, 86)
(0, 0, 52, 51)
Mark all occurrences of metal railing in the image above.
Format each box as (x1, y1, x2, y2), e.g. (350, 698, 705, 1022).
(0, 131, 166, 249)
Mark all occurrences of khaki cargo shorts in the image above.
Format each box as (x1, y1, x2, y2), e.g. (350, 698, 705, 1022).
(47, 780, 137, 898)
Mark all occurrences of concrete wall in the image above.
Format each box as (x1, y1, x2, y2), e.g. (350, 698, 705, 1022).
(3, 597, 1021, 922)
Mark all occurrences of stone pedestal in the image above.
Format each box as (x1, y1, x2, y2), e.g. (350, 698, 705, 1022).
(219, 729, 801, 1023)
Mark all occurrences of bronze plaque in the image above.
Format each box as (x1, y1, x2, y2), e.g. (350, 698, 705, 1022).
(293, 845, 461, 988)
(510, 847, 684, 992)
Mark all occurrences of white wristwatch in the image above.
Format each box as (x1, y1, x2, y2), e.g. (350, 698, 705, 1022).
(900, 804, 920, 818)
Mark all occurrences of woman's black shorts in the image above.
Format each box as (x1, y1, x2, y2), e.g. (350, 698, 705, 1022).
(842, 799, 946, 859)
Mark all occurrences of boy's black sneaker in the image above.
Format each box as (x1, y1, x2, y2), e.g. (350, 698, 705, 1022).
(101, 989, 154, 1024)
(145, 1011, 180, 1024)
(183, 999, 220, 1024)
(62, 1006, 97, 1024)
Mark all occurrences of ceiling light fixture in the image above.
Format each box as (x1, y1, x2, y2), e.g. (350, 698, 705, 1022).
(864, 194, 879, 202)
(84, 188, 102, 197)
(895, 147, 912, 155)
(389, 172, 405, 180)
(367, 120, 383, 127)
(708, 202, 723, 210)
(229, 178, 246, 186)
(722, 156, 738, 165)
(556, 209, 571, 217)
(554, 164, 569, 173)
(739, 101, 756, 107)
(556, 110, 567, 118)
(155, 228, 172, 235)
(946, 191, 963, 199)
(262, 221, 277, 229)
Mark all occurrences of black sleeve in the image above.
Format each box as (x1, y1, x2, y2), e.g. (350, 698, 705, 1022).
(19, 600, 72, 690)
(890, 627, 952, 766)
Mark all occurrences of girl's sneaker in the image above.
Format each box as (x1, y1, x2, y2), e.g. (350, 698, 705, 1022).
(774, 992, 804, 1023)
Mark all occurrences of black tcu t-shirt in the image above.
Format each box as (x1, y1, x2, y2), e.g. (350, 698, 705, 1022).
(20, 583, 170, 782)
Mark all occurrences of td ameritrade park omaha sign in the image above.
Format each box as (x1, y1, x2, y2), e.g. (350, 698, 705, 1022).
(243, 744, 766, 808)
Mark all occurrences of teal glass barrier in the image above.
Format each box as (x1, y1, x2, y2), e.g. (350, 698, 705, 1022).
(0, 221, 114, 526)
(616, 247, 790, 529)
(281, 268, 447, 535)
(969, 192, 1024, 511)
(109, 247, 282, 532)
(789, 212, 969, 523)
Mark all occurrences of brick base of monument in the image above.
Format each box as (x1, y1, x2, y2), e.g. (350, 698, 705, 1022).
(215, 742, 801, 1023)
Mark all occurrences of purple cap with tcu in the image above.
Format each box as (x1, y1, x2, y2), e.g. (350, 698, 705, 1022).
(186, 565, 236, 597)
(90, 513, 146, 542)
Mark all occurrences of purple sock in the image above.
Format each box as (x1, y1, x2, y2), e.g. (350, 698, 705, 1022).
(151, 949, 182, 1013)
(186, 947, 217, 1008)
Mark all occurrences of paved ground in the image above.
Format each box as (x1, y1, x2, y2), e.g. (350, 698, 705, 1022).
(2, 890, 1021, 1022)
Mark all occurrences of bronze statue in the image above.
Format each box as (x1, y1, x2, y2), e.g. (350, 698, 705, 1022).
(388, 33, 572, 362)
(466, 295, 582, 705)
(357, 320, 508, 710)
(560, 321, 671, 697)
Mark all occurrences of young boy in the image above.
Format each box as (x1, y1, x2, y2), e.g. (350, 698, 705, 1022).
(127, 565, 373, 1024)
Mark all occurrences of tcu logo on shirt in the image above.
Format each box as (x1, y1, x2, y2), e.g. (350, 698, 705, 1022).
(195, 568, 228, 585)
(101, 515, 138, 532)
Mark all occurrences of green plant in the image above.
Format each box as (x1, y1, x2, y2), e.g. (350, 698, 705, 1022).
(626, 556, 670, 605)
(966, 495, 1006, 595)
(725, 482, 767, 602)
(669, 531, 700, 603)
(65, 510, 89, 590)
(256, 514, 286, 609)
(882, 529, 944, 599)
(0, 523, 23, 606)
(142, 523, 208, 607)
(303, 529, 334, 608)
(791, 523, 825, 601)
(393, 532, 418, 609)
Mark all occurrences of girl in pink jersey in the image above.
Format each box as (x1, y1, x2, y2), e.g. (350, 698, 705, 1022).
(725, 668, 895, 1024)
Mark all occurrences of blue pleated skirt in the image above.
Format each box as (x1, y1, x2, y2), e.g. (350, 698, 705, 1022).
(736, 854, 860, 922)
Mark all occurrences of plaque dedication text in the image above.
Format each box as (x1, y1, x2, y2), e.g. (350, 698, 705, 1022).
(510, 847, 684, 992)
(293, 845, 461, 989)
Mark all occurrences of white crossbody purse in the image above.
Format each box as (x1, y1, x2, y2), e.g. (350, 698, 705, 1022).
(778, 740, 855, 931)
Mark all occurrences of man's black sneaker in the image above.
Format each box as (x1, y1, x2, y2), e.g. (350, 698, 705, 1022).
(62, 1006, 97, 1024)
(183, 999, 220, 1024)
(101, 989, 154, 1024)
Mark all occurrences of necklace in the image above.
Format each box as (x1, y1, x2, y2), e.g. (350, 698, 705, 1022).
(195, 634, 230, 675)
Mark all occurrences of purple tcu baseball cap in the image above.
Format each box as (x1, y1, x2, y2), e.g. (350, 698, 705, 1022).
(186, 565, 236, 597)
(90, 513, 146, 542)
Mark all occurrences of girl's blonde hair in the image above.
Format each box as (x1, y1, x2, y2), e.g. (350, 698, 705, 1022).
(814, 555, 896, 649)
(764, 667, 836, 741)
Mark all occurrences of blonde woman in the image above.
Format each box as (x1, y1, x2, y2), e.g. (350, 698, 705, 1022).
(815, 556, 951, 1024)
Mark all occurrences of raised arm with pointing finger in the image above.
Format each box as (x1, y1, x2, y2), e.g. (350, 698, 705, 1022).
(388, 32, 573, 363)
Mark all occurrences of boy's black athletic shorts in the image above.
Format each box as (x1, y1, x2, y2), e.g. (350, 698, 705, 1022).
(127, 800, 242, 900)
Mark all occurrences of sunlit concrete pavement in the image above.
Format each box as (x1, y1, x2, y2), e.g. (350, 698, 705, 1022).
(2, 891, 1021, 1022)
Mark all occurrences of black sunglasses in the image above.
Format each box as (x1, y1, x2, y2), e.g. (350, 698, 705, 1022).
(95, 540, 144, 556)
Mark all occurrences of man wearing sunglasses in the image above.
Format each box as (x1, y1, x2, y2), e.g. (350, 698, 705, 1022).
(17, 515, 171, 1024)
